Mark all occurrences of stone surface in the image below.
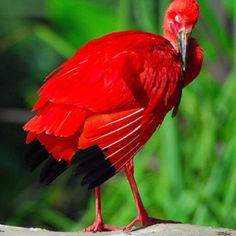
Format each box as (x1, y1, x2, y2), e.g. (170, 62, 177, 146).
(0, 223, 235, 236)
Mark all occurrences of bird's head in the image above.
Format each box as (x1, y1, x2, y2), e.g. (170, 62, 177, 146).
(164, 0, 200, 72)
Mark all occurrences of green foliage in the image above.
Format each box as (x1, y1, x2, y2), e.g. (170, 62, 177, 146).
(0, 0, 235, 231)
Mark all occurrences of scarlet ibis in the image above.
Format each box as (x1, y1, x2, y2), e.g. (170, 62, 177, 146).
(23, 0, 203, 232)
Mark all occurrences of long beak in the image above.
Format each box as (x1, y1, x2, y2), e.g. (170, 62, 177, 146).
(172, 29, 191, 118)
(177, 29, 191, 72)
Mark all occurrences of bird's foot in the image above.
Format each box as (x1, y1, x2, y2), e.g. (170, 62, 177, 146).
(82, 221, 123, 232)
(125, 216, 179, 231)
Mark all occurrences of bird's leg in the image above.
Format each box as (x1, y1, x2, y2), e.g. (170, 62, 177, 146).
(82, 187, 123, 232)
(124, 159, 176, 230)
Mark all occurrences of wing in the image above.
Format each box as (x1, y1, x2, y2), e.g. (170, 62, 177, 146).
(35, 50, 146, 113)
(24, 99, 88, 157)
(24, 31, 181, 187)
(34, 31, 171, 113)
(24, 31, 153, 162)
(72, 107, 146, 189)
(24, 31, 172, 155)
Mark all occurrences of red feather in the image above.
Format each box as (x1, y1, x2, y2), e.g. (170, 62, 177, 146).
(23, 30, 201, 185)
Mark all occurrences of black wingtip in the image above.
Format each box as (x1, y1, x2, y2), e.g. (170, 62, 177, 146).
(72, 145, 107, 165)
(40, 158, 68, 185)
(25, 139, 68, 185)
(25, 139, 42, 161)
(29, 149, 49, 172)
(87, 167, 116, 189)
(72, 145, 116, 189)
(25, 139, 49, 171)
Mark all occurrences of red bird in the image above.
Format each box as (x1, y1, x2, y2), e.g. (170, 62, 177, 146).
(24, 0, 203, 232)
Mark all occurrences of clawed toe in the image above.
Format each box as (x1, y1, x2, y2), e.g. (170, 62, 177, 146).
(82, 222, 123, 232)
(124, 216, 180, 231)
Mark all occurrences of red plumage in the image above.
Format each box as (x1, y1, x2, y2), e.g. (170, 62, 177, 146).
(24, 31, 182, 165)
(23, 0, 203, 231)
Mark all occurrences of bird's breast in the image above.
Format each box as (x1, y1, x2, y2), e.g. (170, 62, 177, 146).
(140, 47, 182, 115)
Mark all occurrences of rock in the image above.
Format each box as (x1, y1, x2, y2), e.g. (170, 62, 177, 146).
(0, 223, 235, 236)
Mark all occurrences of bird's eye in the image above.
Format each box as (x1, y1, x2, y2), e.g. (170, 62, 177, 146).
(175, 15, 181, 23)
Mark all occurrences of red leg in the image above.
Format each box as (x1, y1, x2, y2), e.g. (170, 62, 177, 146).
(124, 159, 177, 230)
(82, 187, 123, 232)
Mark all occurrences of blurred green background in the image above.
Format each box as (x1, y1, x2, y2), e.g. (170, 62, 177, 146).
(0, 0, 235, 231)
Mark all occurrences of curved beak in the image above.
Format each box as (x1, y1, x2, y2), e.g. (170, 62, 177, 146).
(177, 29, 191, 72)
(172, 29, 191, 118)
